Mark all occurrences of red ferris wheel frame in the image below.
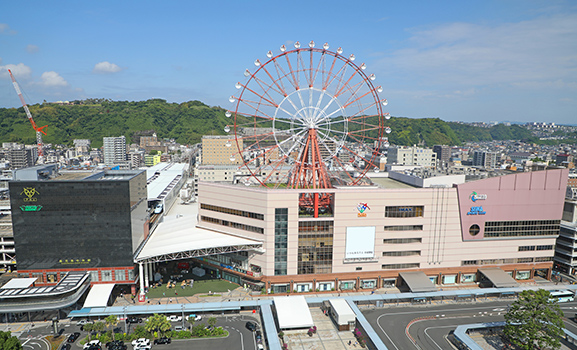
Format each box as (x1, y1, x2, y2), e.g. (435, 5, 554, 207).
(227, 41, 391, 191)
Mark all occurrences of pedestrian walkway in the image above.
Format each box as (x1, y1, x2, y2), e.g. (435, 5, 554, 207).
(283, 308, 359, 350)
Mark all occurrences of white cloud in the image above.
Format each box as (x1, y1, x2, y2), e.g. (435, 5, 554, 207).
(0, 63, 33, 80)
(93, 61, 123, 74)
(378, 13, 577, 90)
(0, 23, 16, 35)
(39, 71, 69, 87)
(26, 45, 39, 54)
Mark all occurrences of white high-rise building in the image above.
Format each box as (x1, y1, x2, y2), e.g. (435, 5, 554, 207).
(103, 136, 127, 166)
(387, 146, 437, 167)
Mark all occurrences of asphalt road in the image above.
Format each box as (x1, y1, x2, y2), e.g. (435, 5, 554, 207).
(363, 299, 577, 350)
(16, 315, 262, 350)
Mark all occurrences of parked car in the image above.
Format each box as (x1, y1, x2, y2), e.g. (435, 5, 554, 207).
(76, 319, 93, 326)
(106, 341, 126, 350)
(133, 345, 150, 350)
(131, 339, 150, 347)
(245, 321, 257, 332)
(68, 332, 80, 343)
(154, 204, 163, 214)
(255, 330, 262, 342)
(174, 325, 183, 331)
(62, 344, 71, 350)
(83, 340, 101, 350)
(167, 315, 182, 322)
(126, 317, 142, 324)
(153, 337, 171, 345)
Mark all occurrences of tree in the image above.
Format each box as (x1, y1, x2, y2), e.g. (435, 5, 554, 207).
(187, 316, 196, 331)
(0, 331, 22, 350)
(92, 322, 106, 336)
(504, 289, 564, 350)
(144, 314, 171, 338)
(105, 315, 119, 340)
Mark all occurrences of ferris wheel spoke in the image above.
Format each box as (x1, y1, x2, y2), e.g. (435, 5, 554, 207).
(338, 80, 365, 107)
(239, 85, 279, 110)
(284, 51, 300, 90)
(331, 155, 356, 182)
(250, 75, 286, 105)
(334, 66, 363, 98)
(341, 88, 374, 110)
(323, 57, 348, 94)
(321, 53, 339, 90)
(341, 144, 378, 168)
(259, 64, 290, 97)
(259, 155, 290, 184)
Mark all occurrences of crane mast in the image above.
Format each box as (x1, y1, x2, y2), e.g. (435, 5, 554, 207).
(8, 69, 47, 162)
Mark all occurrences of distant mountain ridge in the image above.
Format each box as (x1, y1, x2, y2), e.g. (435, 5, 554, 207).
(0, 98, 565, 148)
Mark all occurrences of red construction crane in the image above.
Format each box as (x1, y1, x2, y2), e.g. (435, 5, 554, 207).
(8, 69, 47, 160)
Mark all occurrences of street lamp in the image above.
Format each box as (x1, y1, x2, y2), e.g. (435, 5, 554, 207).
(123, 306, 127, 334)
(181, 304, 185, 330)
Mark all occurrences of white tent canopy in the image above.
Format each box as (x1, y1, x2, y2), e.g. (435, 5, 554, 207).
(273, 296, 314, 329)
(83, 284, 115, 308)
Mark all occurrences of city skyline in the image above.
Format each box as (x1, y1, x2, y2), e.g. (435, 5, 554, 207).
(1, 0, 576, 125)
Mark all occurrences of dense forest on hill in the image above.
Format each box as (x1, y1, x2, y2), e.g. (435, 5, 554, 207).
(0, 98, 540, 148)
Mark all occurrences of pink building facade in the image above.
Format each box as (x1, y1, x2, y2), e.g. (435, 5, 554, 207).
(196, 168, 568, 292)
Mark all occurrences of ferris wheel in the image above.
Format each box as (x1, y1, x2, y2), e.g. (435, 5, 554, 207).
(226, 41, 391, 189)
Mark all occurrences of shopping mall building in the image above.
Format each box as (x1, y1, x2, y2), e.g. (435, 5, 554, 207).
(196, 168, 569, 293)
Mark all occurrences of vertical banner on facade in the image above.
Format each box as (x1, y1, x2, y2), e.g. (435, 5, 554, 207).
(345, 226, 376, 259)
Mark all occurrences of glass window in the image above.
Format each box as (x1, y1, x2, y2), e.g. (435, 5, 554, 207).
(385, 206, 424, 218)
(47, 273, 58, 283)
(31, 272, 44, 283)
(128, 269, 135, 281)
(516, 271, 531, 280)
(89, 270, 99, 282)
(115, 270, 126, 281)
(442, 275, 457, 284)
(460, 274, 476, 283)
(101, 270, 113, 282)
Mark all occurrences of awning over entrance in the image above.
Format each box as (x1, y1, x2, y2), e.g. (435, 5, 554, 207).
(399, 271, 437, 292)
(479, 268, 519, 288)
(83, 284, 115, 308)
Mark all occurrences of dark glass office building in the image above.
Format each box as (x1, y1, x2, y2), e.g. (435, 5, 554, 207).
(9, 170, 148, 285)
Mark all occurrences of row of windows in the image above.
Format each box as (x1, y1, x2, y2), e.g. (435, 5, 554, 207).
(275, 208, 288, 276)
(383, 238, 422, 244)
(30, 269, 133, 283)
(385, 206, 424, 218)
(383, 225, 423, 231)
(200, 216, 264, 234)
(462, 256, 553, 265)
(382, 251, 421, 257)
(484, 220, 560, 238)
(298, 221, 334, 275)
(518, 245, 554, 251)
(298, 221, 334, 233)
(382, 263, 420, 270)
(200, 203, 264, 220)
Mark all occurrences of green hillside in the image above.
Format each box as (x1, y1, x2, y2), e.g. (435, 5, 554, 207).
(0, 98, 539, 148)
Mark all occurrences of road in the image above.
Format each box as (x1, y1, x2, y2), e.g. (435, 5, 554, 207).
(15, 315, 261, 350)
(363, 299, 577, 350)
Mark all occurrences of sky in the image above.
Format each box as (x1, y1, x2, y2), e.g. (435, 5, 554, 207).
(1, 0, 576, 124)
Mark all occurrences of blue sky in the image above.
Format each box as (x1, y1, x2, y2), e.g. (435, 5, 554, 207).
(1, 0, 576, 124)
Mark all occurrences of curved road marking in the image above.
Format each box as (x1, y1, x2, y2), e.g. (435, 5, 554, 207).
(376, 314, 405, 350)
(423, 325, 458, 350)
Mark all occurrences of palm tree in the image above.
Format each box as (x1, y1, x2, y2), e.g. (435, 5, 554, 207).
(105, 315, 119, 341)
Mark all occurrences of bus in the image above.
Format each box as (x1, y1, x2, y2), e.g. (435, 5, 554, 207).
(549, 290, 575, 303)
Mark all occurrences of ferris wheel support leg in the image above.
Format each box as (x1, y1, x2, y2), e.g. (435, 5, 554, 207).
(314, 192, 319, 218)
